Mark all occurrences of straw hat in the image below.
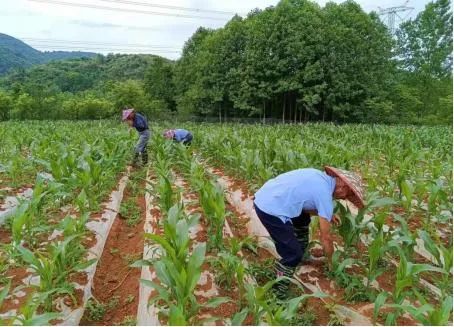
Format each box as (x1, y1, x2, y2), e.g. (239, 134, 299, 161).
(122, 108, 134, 121)
(324, 166, 365, 209)
(163, 129, 175, 139)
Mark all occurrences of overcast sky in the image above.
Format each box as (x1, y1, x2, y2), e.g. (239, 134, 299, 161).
(1, 0, 431, 59)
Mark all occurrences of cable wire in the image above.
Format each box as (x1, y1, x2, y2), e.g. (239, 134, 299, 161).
(19, 38, 180, 49)
(27, 0, 229, 21)
(97, 0, 239, 15)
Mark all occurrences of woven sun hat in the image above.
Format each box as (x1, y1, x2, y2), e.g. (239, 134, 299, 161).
(324, 166, 365, 209)
(122, 108, 134, 121)
(163, 129, 175, 139)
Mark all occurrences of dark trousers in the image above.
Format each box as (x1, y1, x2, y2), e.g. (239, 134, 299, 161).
(254, 203, 310, 267)
(182, 133, 193, 146)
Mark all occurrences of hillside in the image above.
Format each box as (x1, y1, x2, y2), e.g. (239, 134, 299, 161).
(0, 33, 96, 74)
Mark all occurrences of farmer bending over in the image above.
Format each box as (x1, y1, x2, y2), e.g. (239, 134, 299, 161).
(122, 108, 150, 166)
(163, 129, 193, 146)
(253, 166, 365, 298)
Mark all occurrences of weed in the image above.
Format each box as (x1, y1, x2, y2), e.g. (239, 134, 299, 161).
(86, 296, 120, 321)
(110, 248, 119, 255)
(247, 259, 275, 285)
(124, 294, 135, 304)
(117, 315, 137, 326)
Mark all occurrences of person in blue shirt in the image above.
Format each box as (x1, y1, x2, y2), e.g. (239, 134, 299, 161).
(122, 108, 150, 166)
(254, 166, 365, 298)
(163, 129, 193, 146)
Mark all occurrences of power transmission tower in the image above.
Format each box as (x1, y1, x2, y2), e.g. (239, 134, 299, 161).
(378, 1, 414, 34)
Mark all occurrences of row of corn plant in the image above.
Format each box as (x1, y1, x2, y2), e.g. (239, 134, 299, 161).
(161, 136, 333, 325)
(1, 121, 134, 324)
(182, 122, 452, 325)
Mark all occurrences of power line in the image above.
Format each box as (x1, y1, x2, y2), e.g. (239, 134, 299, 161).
(19, 37, 181, 49)
(0, 43, 180, 53)
(27, 0, 228, 21)
(96, 0, 239, 16)
(27, 45, 181, 53)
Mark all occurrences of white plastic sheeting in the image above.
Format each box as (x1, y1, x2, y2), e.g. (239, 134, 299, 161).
(137, 170, 161, 326)
(58, 172, 130, 326)
(0, 188, 33, 225)
(203, 164, 375, 326)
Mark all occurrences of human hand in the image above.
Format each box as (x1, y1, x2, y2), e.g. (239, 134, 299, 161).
(332, 215, 341, 226)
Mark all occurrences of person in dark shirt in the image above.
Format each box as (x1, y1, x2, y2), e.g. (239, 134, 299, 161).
(122, 108, 150, 166)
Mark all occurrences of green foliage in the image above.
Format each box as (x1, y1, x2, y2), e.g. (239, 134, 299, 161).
(0, 33, 96, 75)
(85, 297, 120, 322)
(1, 1, 451, 123)
(141, 205, 229, 325)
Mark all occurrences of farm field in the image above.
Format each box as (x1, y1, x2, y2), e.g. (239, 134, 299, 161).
(0, 121, 452, 326)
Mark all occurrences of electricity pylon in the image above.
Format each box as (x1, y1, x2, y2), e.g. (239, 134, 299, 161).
(378, 1, 414, 34)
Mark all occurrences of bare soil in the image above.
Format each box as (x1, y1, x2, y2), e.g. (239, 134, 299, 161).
(80, 183, 146, 326)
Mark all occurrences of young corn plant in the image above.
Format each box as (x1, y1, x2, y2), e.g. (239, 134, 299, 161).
(140, 205, 228, 325)
(17, 235, 96, 311)
(373, 248, 447, 325)
(328, 251, 372, 302)
(335, 202, 368, 252)
(199, 180, 226, 252)
(397, 292, 453, 326)
(209, 237, 252, 293)
(418, 230, 453, 296)
(4, 292, 61, 325)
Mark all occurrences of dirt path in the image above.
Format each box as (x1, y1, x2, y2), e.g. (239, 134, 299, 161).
(81, 174, 146, 326)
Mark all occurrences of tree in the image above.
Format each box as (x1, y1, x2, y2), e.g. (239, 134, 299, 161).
(144, 57, 176, 112)
(109, 79, 149, 113)
(0, 90, 13, 120)
(396, 0, 453, 121)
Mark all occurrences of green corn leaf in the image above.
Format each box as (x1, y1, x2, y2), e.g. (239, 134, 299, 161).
(373, 291, 388, 322)
(168, 305, 187, 326)
(140, 279, 170, 303)
(73, 258, 97, 271)
(205, 296, 230, 308)
(231, 308, 249, 326)
(0, 279, 11, 308)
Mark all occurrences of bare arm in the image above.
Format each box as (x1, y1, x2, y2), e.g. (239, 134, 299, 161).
(319, 217, 334, 269)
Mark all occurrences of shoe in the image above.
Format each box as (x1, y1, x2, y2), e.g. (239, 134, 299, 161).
(142, 150, 148, 165)
(273, 261, 296, 299)
(132, 153, 139, 167)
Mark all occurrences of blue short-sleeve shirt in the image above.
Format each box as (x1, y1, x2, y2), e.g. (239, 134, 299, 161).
(174, 129, 190, 142)
(254, 168, 336, 223)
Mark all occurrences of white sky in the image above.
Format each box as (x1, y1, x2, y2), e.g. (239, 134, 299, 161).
(0, 0, 431, 60)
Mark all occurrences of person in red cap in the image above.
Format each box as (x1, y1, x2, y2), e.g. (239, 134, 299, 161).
(253, 166, 365, 298)
(122, 108, 150, 166)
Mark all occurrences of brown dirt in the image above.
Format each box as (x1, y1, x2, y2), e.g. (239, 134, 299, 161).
(306, 297, 332, 325)
(0, 267, 34, 314)
(375, 270, 395, 293)
(62, 288, 84, 309)
(0, 227, 11, 244)
(195, 228, 208, 243)
(81, 230, 98, 249)
(69, 271, 88, 286)
(80, 188, 145, 326)
(362, 306, 418, 326)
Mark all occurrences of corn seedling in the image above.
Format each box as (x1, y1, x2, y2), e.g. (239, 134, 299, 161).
(141, 205, 229, 324)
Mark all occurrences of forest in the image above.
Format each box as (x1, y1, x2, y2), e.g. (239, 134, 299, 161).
(0, 0, 451, 125)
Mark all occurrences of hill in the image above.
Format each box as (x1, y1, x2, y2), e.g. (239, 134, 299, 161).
(0, 33, 96, 74)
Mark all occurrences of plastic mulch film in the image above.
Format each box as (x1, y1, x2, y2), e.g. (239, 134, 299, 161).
(58, 172, 130, 326)
(136, 169, 160, 326)
(0, 188, 33, 225)
(203, 164, 375, 326)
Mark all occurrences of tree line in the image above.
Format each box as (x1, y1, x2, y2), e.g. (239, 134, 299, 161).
(0, 0, 451, 124)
